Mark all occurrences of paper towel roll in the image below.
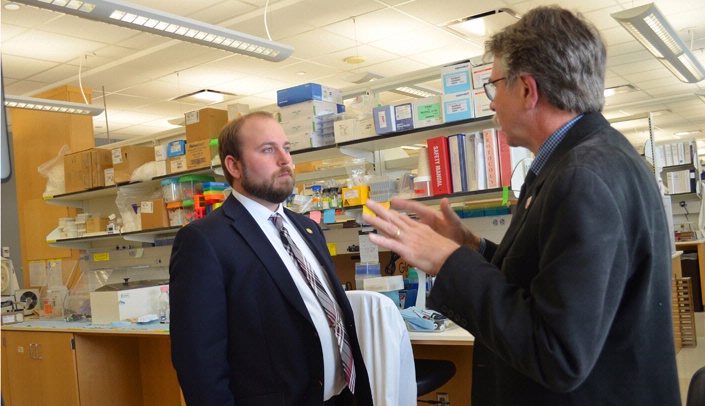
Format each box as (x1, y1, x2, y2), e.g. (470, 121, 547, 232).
(417, 147, 431, 177)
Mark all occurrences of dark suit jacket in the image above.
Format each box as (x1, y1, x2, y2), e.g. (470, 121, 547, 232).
(169, 195, 373, 406)
(429, 113, 681, 405)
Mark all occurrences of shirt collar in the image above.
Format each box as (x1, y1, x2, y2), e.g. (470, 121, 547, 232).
(231, 189, 284, 224)
(529, 114, 583, 176)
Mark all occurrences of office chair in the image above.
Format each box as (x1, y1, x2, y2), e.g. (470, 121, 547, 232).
(346, 290, 417, 405)
(687, 366, 705, 406)
(416, 359, 456, 405)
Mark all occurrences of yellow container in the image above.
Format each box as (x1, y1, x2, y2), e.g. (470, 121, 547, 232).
(342, 186, 369, 207)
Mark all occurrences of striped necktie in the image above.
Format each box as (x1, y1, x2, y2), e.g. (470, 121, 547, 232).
(270, 213, 356, 393)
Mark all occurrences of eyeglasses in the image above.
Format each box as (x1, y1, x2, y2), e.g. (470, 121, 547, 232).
(483, 77, 506, 101)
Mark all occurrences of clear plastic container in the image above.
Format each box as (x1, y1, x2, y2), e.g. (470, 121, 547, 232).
(158, 286, 170, 324)
(414, 175, 432, 197)
(181, 199, 197, 224)
(160, 178, 182, 203)
(166, 201, 185, 226)
(179, 175, 215, 200)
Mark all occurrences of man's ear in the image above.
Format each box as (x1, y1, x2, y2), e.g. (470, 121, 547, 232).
(224, 155, 242, 180)
(520, 74, 540, 110)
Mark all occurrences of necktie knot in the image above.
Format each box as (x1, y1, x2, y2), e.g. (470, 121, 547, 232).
(270, 213, 284, 233)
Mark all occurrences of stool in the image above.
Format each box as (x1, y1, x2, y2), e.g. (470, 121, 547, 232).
(415, 359, 456, 398)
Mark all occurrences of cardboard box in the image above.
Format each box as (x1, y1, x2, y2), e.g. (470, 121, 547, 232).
(334, 119, 356, 143)
(277, 83, 343, 107)
(167, 156, 187, 175)
(472, 64, 493, 89)
(442, 91, 475, 122)
(185, 140, 212, 170)
(279, 100, 344, 122)
(442, 62, 472, 94)
(85, 217, 109, 234)
(111, 145, 155, 184)
(288, 132, 312, 151)
(473, 89, 493, 118)
(373, 105, 396, 134)
(342, 186, 369, 207)
(412, 96, 443, 129)
(185, 108, 228, 143)
(140, 198, 169, 230)
(63, 148, 113, 194)
(394, 103, 414, 132)
(89, 282, 165, 324)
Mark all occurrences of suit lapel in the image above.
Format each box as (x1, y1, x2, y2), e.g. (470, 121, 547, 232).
(221, 196, 313, 323)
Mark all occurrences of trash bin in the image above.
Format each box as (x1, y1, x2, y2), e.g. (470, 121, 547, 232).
(681, 252, 703, 312)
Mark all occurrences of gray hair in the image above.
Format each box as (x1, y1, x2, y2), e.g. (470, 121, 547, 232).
(485, 6, 606, 113)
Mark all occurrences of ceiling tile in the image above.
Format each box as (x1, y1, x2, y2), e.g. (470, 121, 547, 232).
(2, 30, 106, 63)
(0, 54, 56, 80)
(257, 61, 341, 83)
(408, 43, 481, 67)
(322, 8, 427, 44)
(369, 26, 467, 57)
(397, 0, 511, 26)
(39, 16, 134, 44)
(217, 75, 291, 95)
(0, 4, 60, 28)
(310, 44, 400, 72)
(609, 59, 663, 76)
(283, 30, 357, 60)
(188, 1, 258, 25)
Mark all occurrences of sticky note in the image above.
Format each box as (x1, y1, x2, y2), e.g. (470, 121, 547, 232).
(362, 201, 390, 217)
(309, 210, 321, 224)
(323, 209, 336, 224)
(327, 243, 337, 256)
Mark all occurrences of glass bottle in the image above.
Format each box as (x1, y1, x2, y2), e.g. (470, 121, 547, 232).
(311, 185, 323, 210)
(158, 286, 170, 324)
(322, 188, 331, 209)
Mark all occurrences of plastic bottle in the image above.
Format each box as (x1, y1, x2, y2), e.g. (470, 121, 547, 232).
(311, 185, 323, 210)
(106, 214, 117, 234)
(158, 286, 170, 324)
(322, 188, 331, 209)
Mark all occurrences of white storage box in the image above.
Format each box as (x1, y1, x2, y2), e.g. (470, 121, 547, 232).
(473, 89, 493, 118)
(472, 64, 493, 89)
(363, 275, 404, 292)
(89, 281, 166, 324)
(279, 100, 343, 122)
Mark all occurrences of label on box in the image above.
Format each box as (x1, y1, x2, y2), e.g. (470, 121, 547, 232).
(170, 143, 183, 154)
(417, 103, 441, 120)
(112, 148, 123, 164)
(344, 189, 359, 199)
(445, 72, 470, 89)
(396, 104, 412, 120)
(377, 111, 389, 129)
(185, 110, 200, 125)
(141, 201, 154, 214)
(154, 145, 168, 161)
(170, 157, 187, 173)
(104, 168, 115, 186)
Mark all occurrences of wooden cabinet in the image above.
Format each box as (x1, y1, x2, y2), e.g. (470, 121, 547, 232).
(2, 331, 79, 406)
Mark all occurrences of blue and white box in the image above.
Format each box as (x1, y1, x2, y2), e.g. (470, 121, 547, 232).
(442, 91, 474, 122)
(277, 83, 343, 107)
(394, 103, 414, 132)
(412, 96, 443, 129)
(441, 62, 472, 94)
(167, 140, 186, 157)
(373, 105, 396, 134)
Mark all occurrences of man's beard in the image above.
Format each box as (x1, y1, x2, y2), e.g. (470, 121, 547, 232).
(241, 165, 295, 204)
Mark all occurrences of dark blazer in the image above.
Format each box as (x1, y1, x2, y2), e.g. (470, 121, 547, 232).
(169, 195, 373, 406)
(429, 113, 681, 405)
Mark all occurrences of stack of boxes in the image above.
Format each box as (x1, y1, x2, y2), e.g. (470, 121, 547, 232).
(277, 83, 344, 150)
(470, 63, 494, 118)
(441, 62, 475, 123)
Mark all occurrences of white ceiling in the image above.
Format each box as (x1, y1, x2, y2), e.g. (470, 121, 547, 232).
(2, 0, 705, 147)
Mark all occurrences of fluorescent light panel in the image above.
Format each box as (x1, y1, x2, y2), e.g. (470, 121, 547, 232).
(13, 0, 294, 62)
(4, 94, 104, 116)
(444, 9, 521, 40)
(604, 84, 638, 97)
(611, 3, 705, 83)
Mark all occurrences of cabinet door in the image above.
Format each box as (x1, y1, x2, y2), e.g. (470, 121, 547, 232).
(4, 331, 79, 406)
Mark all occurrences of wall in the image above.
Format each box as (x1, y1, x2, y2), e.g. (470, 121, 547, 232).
(1, 130, 23, 287)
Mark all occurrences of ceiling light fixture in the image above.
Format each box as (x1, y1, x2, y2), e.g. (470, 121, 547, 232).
(604, 84, 639, 97)
(4, 94, 105, 116)
(444, 9, 521, 40)
(4, 2, 21, 10)
(11, 0, 294, 62)
(170, 89, 237, 105)
(611, 3, 705, 83)
(674, 130, 703, 136)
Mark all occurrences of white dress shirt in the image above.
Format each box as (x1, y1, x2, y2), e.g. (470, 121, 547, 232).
(231, 190, 346, 400)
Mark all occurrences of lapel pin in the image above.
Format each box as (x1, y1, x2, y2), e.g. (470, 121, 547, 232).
(525, 196, 533, 209)
(306, 228, 313, 234)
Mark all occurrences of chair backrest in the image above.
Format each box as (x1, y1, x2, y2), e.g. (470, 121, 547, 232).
(687, 366, 705, 406)
(346, 290, 417, 405)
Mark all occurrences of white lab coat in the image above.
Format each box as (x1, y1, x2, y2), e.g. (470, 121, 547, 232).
(346, 290, 417, 406)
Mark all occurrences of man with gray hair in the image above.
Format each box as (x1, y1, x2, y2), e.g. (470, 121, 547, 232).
(362, 6, 681, 405)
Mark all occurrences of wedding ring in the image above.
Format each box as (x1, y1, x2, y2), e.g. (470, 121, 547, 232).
(395, 229, 401, 238)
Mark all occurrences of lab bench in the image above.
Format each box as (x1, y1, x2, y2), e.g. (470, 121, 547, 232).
(1, 320, 474, 406)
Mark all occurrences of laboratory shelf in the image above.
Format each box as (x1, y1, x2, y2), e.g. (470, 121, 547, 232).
(46, 226, 181, 249)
